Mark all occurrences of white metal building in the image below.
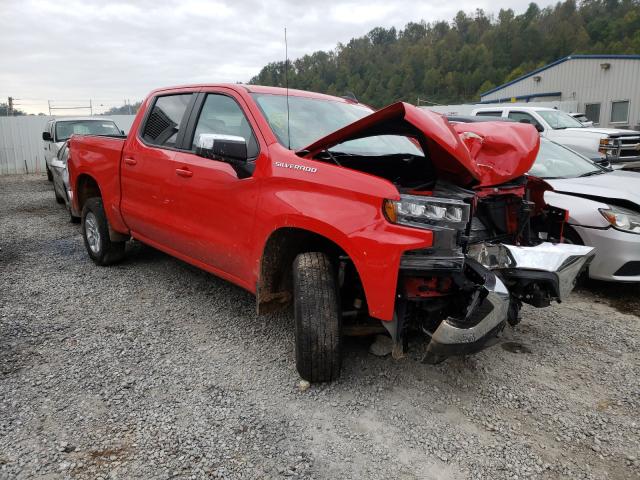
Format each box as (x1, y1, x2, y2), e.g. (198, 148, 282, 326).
(479, 55, 640, 129)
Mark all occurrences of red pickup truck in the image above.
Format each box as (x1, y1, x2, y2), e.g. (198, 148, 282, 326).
(68, 84, 594, 382)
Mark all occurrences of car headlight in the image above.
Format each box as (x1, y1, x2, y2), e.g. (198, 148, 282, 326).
(599, 206, 640, 234)
(383, 195, 470, 230)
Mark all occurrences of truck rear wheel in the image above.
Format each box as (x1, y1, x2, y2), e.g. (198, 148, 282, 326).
(81, 197, 125, 266)
(293, 252, 342, 382)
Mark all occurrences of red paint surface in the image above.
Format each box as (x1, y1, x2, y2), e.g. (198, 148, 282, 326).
(69, 85, 542, 321)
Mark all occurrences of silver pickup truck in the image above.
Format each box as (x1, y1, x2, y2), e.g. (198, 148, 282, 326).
(472, 106, 640, 169)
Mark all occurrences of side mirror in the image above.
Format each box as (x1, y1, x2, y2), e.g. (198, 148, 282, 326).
(42, 131, 52, 141)
(534, 123, 544, 133)
(195, 133, 253, 178)
(121, 130, 125, 135)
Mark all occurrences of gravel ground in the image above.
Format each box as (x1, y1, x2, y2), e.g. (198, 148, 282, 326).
(1, 174, 639, 480)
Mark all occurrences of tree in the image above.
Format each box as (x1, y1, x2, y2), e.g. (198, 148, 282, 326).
(249, 0, 640, 107)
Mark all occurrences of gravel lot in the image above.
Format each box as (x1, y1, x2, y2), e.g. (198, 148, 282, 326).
(1, 174, 639, 480)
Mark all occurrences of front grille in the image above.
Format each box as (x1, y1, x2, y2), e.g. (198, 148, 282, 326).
(613, 261, 640, 277)
(616, 135, 640, 159)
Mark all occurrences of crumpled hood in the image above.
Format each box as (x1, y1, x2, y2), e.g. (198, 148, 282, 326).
(299, 102, 540, 187)
(546, 170, 640, 207)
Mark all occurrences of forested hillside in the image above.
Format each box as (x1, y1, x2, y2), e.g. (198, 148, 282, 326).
(249, 0, 640, 107)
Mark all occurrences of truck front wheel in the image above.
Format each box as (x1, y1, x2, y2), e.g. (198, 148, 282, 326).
(293, 252, 342, 382)
(81, 197, 125, 266)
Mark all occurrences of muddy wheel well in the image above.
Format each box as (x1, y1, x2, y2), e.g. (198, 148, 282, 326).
(257, 228, 352, 314)
(76, 175, 101, 212)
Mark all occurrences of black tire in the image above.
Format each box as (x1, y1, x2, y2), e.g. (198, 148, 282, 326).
(293, 252, 342, 382)
(81, 197, 125, 266)
(46, 165, 53, 182)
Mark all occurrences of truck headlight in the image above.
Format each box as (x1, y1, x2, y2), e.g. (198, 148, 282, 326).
(598, 138, 618, 156)
(383, 195, 470, 230)
(599, 206, 640, 234)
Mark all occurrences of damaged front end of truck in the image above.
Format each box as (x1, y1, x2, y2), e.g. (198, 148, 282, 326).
(301, 102, 595, 363)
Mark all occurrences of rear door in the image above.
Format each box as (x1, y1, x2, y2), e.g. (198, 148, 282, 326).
(169, 89, 263, 281)
(120, 91, 197, 249)
(506, 110, 544, 132)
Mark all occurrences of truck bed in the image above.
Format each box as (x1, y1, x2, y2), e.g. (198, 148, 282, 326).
(68, 134, 127, 230)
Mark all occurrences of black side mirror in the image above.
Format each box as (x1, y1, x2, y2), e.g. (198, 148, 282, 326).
(534, 123, 544, 132)
(121, 130, 125, 135)
(195, 134, 253, 178)
(42, 131, 52, 141)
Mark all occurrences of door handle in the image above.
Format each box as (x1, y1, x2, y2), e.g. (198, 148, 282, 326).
(175, 168, 193, 178)
(124, 157, 137, 166)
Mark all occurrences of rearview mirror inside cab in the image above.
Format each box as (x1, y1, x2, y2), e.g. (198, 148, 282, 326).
(42, 131, 53, 141)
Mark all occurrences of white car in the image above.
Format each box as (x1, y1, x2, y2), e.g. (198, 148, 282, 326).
(569, 112, 594, 128)
(42, 117, 123, 181)
(531, 138, 640, 281)
(471, 106, 640, 169)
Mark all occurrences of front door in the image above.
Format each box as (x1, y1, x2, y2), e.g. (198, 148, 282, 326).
(170, 91, 262, 280)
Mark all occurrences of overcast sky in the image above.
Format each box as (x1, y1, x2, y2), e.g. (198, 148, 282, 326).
(1, 0, 555, 115)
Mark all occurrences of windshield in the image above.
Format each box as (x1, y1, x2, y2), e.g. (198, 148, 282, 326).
(55, 120, 121, 142)
(251, 93, 423, 156)
(529, 138, 605, 179)
(537, 110, 584, 129)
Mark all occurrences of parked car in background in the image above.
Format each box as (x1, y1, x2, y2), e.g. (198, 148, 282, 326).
(570, 112, 594, 127)
(533, 140, 640, 281)
(471, 106, 640, 169)
(447, 115, 640, 282)
(42, 118, 123, 181)
(66, 84, 593, 382)
(50, 141, 79, 223)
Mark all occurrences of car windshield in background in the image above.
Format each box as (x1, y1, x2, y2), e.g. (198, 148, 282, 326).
(55, 120, 121, 142)
(537, 110, 584, 129)
(529, 139, 605, 179)
(251, 93, 423, 156)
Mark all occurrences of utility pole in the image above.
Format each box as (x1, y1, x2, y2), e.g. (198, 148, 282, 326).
(127, 99, 132, 115)
(8, 97, 13, 116)
(89, 99, 93, 116)
(48, 100, 52, 116)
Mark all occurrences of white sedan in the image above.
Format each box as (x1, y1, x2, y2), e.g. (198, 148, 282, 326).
(531, 138, 640, 281)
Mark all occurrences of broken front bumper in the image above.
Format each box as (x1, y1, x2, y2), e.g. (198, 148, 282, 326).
(422, 242, 595, 363)
(467, 242, 596, 303)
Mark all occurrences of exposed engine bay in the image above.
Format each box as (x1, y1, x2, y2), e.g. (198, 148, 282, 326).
(317, 148, 595, 363)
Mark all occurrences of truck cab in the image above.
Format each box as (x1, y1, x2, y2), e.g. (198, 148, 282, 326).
(471, 106, 640, 169)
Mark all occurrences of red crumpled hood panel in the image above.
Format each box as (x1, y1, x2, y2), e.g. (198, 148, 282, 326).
(300, 102, 540, 187)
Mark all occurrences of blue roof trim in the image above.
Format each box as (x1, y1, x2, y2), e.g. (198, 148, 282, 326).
(480, 54, 640, 98)
(477, 91, 562, 104)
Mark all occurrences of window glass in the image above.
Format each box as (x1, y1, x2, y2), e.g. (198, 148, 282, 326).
(537, 110, 584, 129)
(610, 101, 629, 123)
(584, 103, 601, 124)
(57, 144, 67, 159)
(251, 93, 422, 156)
(142, 94, 192, 147)
(529, 138, 604, 179)
(191, 94, 259, 158)
(55, 120, 121, 142)
(475, 111, 502, 117)
(507, 111, 543, 130)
